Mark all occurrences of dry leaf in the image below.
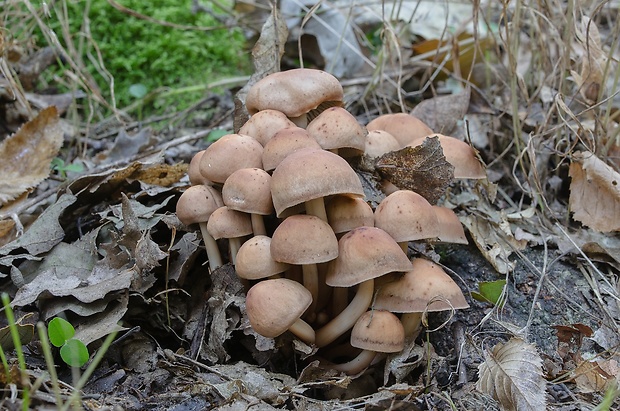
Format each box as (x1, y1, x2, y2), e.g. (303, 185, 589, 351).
(375, 136, 454, 204)
(410, 88, 470, 135)
(569, 151, 620, 232)
(0, 106, 63, 205)
(477, 338, 547, 411)
(573, 357, 618, 393)
(572, 17, 606, 103)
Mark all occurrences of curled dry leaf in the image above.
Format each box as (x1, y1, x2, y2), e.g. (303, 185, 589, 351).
(477, 338, 547, 411)
(375, 136, 454, 204)
(569, 151, 620, 232)
(571, 17, 606, 103)
(0, 106, 63, 205)
(410, 88, 470, 135)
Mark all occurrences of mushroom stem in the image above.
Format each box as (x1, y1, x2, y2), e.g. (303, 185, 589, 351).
(329, 349, 377, 375)
(401, 312, 423, 339)
(251, 213, 267, 236)
(288, 318, 316, 345)
(305, 198, 328, 222)
(228, 237, 242, 265)
(332, 287, 349, 317)
(315, 279, 374, 347)
(199, 222, 223, 271)
(302, 264, 319, 316)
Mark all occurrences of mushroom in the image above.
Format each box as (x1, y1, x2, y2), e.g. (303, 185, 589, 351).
(271, 148, 364, 221)
(374, 190, 441, 253)
(262, 127, 322, 172)
(326, 196, 374, 236)
(373, 258, 469, 339)
(206, 206, 252, 264)
(245, 278, 315, 345)
(407, 134, 486, 179)
(238, 109, 296, 146)
(270, 214, 338, 316)
(188, 150, 212, 186)
(175, 184, 224, 271)
(235, 235, 290, 280)
(330, 310, 405, 375)
(245, 68, 344, 128)
(316, 226, 413, 347)
(364, 130, 401, 158)
(222, 167, 273, 236)
(306, 107, 367, 157)
(199, 134, 263, 184)
(432, 205, 468, 244)
(366, 113, 433, 147)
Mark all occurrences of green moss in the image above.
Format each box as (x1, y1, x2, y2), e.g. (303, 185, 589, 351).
(36, 0, 250, 113)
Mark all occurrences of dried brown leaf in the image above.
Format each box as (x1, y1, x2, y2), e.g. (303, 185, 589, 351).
(375, 136, 454, 204)
(477, 338, 547, 411)
(569, 151, 620, 232)
(410, 88, 470, 135)
(0, 106, 63, 205)
(573, 17, 606, 103)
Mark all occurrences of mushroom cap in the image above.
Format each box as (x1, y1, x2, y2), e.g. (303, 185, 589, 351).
(271, 214, 338, 265)
(408, 134, 486, 179)
(271, 148, 364, 217)
(364, 130, 401, 158)
(351, 310, 405, 353)
(262, 127, 322, 172)
(326, 226, 413, 287)
(199, 134, 263, 184)
(235, 235, 290, 280)
(374, 190, 440, 242)
(366, 113, 433, 147)
(238, 109, 297, 146)
(246, 278, 312, 338)
(206, 206, 253, 240)
(432, 206, 468, 244)
(188, 150, 212, 186)
(222, 168, 274, 215)
(176, 185, 223, 226)
(245, 69, 344, 118)
(306, 107, 367, 155)
(373, 258, 470, 313)
(326, 196, 374, 234)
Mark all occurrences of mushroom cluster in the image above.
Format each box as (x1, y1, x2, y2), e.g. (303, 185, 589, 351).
(176, 68, 485, 375)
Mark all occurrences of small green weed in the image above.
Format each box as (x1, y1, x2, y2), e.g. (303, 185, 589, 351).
(47, 317, 89, 368)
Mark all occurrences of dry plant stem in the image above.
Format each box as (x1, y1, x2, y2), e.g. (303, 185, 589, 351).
(329, 349, 377, 375)
(315, 279, 374, 347)
(250, 213, 267, 236)
(198, 222, 223, 271)
(289, 318, 316, 345)
(305, 198, 328, 222)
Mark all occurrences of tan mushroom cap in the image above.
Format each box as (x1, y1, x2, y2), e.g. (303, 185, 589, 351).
(238, 109, 297, 146)
(326, 196, 374, 234)
(366, 113, 433, 147)
(199, 134, 263, 184)
(271, 214, 338, 265)
(351, 310, 405, 353)
(432, 206, 468, 244)
(306, 107, 367, 156)
(408, 134, 486, 179)
(373, 258, 470, 313)
(271, 148, 364, 217)
(206, 206, 253, 240)
(222, 168, 273, 215)
(188, 150, 212, 186)
(365, 130, 401, 158)
(245, 68, 344, 120)
(262, 127, 322, 172)
(235, 235, 290, 280)
(374, 190, 440, 242)
(326, 226, 413, 287)
(245, 278, 314, 342)
(175, 185, 223, 226)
